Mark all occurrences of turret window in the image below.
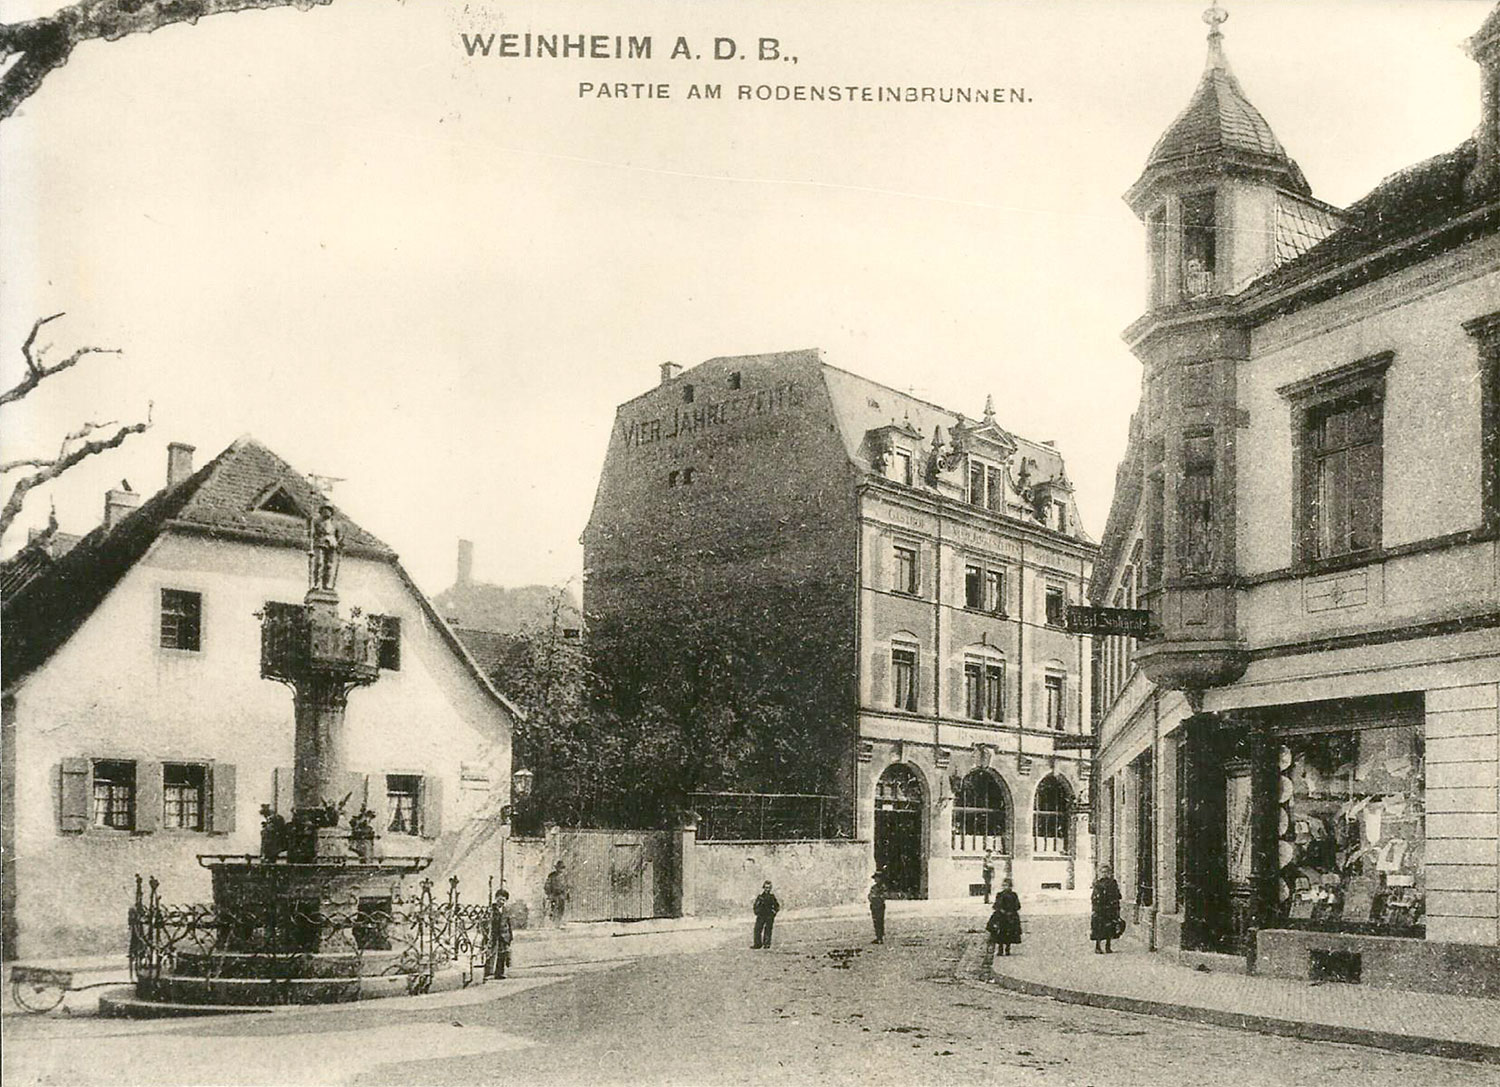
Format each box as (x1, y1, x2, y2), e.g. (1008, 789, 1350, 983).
(1180, 190, 1217, 298)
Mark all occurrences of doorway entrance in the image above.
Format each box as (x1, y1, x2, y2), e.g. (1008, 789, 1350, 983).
(874, 764, 924, 897)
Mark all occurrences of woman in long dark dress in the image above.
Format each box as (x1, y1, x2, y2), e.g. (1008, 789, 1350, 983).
(1091, 864, 1122, 954)
(987, 878, 1022, 956)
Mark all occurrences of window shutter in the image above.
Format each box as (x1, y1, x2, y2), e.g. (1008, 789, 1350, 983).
(136, 760, 162, 833)
(274, 766, 295, 817)
(420, 775, 444, 839)
(340, 771, 368, 813)
(211, 763, 237, 834)
(60, 758, 90, 832)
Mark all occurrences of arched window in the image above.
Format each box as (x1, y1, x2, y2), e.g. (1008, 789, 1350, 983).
(952, 769, 1009, 854)
(1032, 775, 1072, 854)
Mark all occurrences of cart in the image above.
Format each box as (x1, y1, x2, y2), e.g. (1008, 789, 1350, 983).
(8, 966, 123, 1014)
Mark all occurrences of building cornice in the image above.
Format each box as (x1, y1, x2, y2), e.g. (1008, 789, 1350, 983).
(857, 479, 1098, 560)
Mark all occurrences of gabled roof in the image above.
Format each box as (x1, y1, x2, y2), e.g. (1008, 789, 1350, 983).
(1244, 139, 1496, 310)
(168, 437, 390, 554)
(2, 438, 521, 723)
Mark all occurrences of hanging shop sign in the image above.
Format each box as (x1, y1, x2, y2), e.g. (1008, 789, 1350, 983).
(1064, 605, 1151, 637)
(1053, 733, 1098, 751)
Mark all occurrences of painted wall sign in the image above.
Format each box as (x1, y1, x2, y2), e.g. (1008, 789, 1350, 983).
(619, 381, 806, 449)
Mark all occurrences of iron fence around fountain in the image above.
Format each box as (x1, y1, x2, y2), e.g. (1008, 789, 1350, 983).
(128, 874, 495, 1001)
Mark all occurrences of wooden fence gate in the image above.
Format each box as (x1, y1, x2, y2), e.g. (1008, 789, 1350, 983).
(554, 829, 673, 921)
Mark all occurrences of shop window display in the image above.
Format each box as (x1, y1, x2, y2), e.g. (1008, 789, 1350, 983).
(1274, 725, 1424, 934)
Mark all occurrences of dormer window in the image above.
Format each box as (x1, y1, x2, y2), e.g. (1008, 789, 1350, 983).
(728, 371, 742, 390)
(889, 448, 914, 486)
(682, 384, 695, 404)
(254, 486, 305, 518)
(967, 458, 1004, 512)
(1181, 190, 1217, 299)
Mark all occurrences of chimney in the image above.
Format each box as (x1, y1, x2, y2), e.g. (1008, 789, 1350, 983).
(1466, 7, 1500, 198)
(103, 485, 141, 531)
(659, 361, 683, 385)
(166, 442, 196, 488)
(457, 538, 474, 588)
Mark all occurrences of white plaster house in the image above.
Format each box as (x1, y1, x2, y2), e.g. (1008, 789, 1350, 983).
(1, 438, 519, 958)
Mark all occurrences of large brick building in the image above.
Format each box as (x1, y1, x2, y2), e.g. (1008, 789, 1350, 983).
(585, 351, 1097, 898)
(1091, 4, 1500, 996)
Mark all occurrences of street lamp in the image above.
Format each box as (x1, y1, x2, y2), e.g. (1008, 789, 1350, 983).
(499, 767, 534, 900)
(512, 766, 534, 801)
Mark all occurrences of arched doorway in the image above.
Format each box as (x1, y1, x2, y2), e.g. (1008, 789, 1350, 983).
(875, 764, 925, 897)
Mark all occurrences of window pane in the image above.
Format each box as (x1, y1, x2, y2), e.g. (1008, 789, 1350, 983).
(985, 570, 1003, 612)
(893, 547, 917, 593)
(1276, 726, 1423, 933)
(892, 648, 917, 711)
(1045, 588, 1066, 626)
(163, 764, 205, 830)
(969, 463, 984, 506)
(160, 589, 202, 651)
(92, 760, 135, 829)
(964, 566, 982, 608)
(986, 467, 1004, 512)
(386, 775, 422, 834)
(964, 663, 982, 718)
(1347, 441, 1380, 552)
(1317, 449, 1350, 557)
(986, 665, 1005, 720)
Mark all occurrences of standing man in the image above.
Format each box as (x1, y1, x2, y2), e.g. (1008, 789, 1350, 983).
(544, 861, 569, 926)
(486, 889, 514, 979)
(868, 870, 887, 944)
(751, 880, 780, 949)
(981, 850, 996, 904)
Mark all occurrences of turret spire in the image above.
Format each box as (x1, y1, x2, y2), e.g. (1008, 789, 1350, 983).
(1204, 3, 1230, 72)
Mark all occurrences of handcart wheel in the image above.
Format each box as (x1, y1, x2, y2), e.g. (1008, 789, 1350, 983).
(11, 976, 67, 1014)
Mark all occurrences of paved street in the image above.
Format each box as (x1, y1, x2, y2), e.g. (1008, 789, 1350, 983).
(5, 913, 1495, 1086)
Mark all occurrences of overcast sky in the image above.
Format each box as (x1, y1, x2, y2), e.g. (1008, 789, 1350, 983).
(1, 0, 1491, 596)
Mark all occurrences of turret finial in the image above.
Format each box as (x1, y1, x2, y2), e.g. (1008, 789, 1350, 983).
(1204, 3, 1229, 70)
(982, 394, 996, 424)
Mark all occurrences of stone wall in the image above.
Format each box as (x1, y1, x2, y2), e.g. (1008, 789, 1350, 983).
(687, 839, 870, 918)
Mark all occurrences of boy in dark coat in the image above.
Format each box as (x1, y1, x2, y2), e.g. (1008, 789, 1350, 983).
(1091, 864, 1123, 954)
(486, 890, 514, 979)
(752, 881, 780, 949)
(868, 871, 887, 944)
(987, 878, 1022, 956)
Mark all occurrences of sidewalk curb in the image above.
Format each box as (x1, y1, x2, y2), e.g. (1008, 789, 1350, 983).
(962, 940, 1500, 1066)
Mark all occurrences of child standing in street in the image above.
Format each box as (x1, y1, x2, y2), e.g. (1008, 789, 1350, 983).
(752, 881, 780, 949)
(868, 871, 887, 944)
(987, 878, 1022, 957)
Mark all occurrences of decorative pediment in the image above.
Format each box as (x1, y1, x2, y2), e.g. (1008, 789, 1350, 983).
(952, 396, 1017, 461)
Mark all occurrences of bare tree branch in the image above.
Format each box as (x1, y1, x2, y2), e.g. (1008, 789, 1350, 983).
(0, 414, 151, 542)
(0, 0, 335, 121)
(1, 312, 123, 407)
